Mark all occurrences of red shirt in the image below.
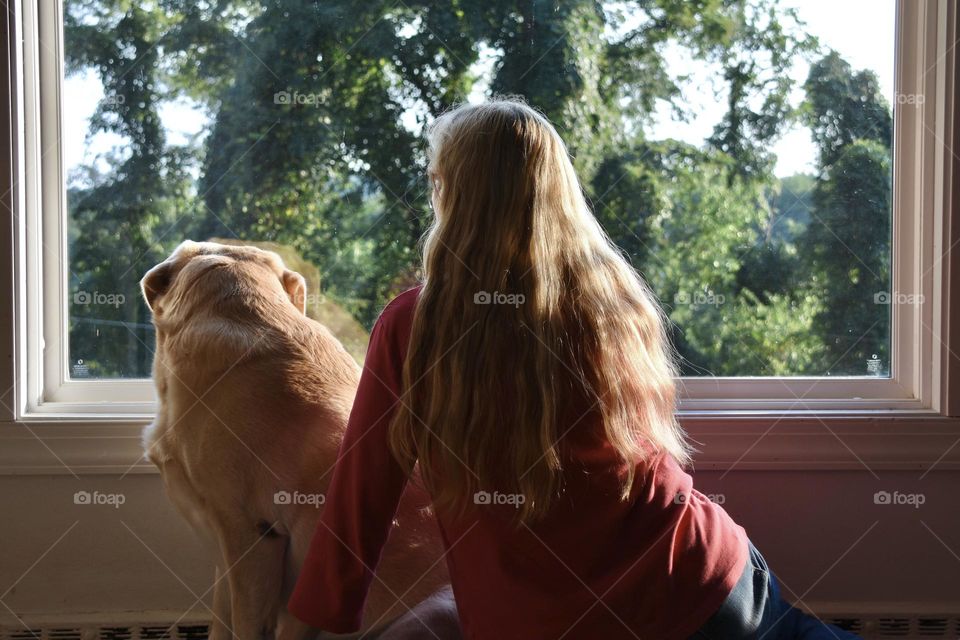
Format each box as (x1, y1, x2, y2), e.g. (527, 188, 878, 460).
(288, 286, 748, 639)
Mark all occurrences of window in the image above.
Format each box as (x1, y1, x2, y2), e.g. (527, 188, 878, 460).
(9, 0, 957, 420)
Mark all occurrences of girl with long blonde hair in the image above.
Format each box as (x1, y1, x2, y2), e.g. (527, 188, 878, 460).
(287, 99, 860, 639)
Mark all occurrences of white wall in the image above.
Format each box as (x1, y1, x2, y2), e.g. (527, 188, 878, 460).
(1, 467, 957, 625)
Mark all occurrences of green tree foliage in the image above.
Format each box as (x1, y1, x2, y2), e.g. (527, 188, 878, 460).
(803, 140, 891, 374)
(804, 51, 892, 167)
(800, 52, 892, 374)
(703, 4, 816, 180)
(65, 0, 197, 376)
(770, 173, 814, 242)
(631, 142, 824, 374)
(732, 174, 812, 303)
(62, 1, 892, 380)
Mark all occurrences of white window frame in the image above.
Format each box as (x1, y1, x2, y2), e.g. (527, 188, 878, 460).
(18, 0, 157, 418)
(681, 0, 948, 414)
(2, 0, 959, 473)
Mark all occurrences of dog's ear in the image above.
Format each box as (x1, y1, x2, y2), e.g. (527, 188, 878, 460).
(141, 261, 174, 312)
(282, 269, 307, 315)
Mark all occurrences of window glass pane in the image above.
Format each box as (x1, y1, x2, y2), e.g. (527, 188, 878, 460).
(63, 0, 895, 379)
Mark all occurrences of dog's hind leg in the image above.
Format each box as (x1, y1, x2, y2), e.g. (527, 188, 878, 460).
(214, 516, 287, 640)
(208, 564, 233, 640)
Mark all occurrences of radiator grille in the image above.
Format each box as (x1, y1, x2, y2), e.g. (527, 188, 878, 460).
(826, 615, 960, 638)
(0, 627, 208, 640)
(3, 618, 960, 639)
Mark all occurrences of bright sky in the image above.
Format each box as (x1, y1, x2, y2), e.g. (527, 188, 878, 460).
(62, 0, 895, 182)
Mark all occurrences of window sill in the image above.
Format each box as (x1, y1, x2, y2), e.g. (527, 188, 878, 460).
(2, 413, 959, 475)
(679, 412, 960, 471)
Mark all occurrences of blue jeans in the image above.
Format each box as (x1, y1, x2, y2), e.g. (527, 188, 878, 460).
(689, 541, 862, 640)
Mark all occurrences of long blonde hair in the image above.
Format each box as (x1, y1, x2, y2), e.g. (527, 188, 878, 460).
(389, 99, 689, 522)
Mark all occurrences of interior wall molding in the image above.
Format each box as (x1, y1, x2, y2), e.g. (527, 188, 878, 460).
(2, 417, 959, 474)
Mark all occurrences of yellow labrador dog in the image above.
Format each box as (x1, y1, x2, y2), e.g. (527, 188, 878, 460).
(141, 241, 458, 640)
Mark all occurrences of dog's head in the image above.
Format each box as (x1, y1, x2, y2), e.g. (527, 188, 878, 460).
(141, 240, 308, 323)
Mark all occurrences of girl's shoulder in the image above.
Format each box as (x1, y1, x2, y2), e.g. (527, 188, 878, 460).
(382, 284, 422, 314)
(372, 285, 422, 350)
